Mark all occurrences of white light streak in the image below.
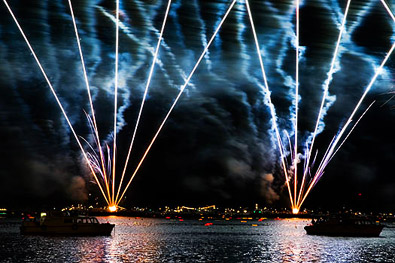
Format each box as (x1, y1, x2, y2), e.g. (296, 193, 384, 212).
(245, 0, 294, 207)
(68, 0, 111, 202)
(294, 0, 300, 209)
(112, 0, 120, 205)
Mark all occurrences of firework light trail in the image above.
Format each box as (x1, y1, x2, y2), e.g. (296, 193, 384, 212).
(244, 0, 294, 209)
(68, 0, 112, 204)
(111, 0, 120, 207)
(381, 0, 395, 22)
(293, 0, 300, 213)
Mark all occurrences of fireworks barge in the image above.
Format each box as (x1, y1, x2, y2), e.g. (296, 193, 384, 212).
(304, 216, 384, 237)
(20, 212, 114, 236)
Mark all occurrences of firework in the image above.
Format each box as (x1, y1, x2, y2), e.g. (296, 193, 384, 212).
(4, 0, 394, 213)
(244, 0, 394, 213)
(291, 0, 395, 212)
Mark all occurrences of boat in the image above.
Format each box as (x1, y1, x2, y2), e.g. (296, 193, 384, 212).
(20, 211, 115, 236)
(304, 215, 384, 237)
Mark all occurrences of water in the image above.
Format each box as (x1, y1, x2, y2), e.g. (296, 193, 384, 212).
(0, 217, 394, 262)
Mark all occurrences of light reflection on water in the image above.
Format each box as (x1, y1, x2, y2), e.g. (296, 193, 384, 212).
(0, 217, 394, 262)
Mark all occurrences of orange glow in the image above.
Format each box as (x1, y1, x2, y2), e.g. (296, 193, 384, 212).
(108, 205, 118, 212)
(292, 208, 299, 214)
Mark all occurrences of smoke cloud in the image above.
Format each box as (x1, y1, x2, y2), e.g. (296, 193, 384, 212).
(0, 0, 393, 208)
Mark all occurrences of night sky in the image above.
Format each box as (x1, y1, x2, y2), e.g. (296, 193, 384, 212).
(0, 0, 394, 211)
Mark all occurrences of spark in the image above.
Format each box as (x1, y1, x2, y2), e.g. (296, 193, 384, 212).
(112, 0, 120, 205)
(68, 0, 111, 203)
(294, 0, 300, 210)
(115, 0, 238, 206)
(245, 0, 294, 208)
(2, 0, 110, 204)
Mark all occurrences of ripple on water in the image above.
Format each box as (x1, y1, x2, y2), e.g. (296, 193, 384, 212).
(0, 217, 394, 262)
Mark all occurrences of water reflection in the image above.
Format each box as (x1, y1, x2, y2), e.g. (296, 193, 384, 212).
(0, 217, 394, 262)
